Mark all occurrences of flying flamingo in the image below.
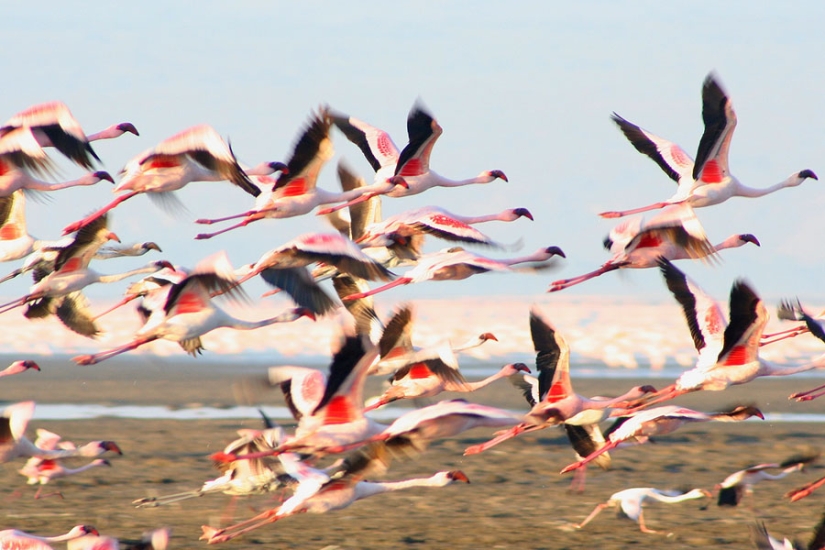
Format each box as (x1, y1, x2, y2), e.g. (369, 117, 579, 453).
(134, 426, 287, 508)
(787, 475, 825, 503)
(356, 205, 533, 250)
(599, 73, 817, 219)
(0, 360, 40, 378)
(1, 100, 138, 168)
(323, 102, 508, 215)
(620, 259, 825, 411)
(549, 203, 759, 291)
(560, 405, 764, 474)
(90, 263, 188, 321)
(0, 126, 114, 196)
(0, 525, 99, 549)
(72, 252, 314, 365)
(19, 457, 112, 499)
(193, 111, 408, 239)
(716, 455, 816, 507)
(227, 232, 395, 315)
(750, 514, 825, 550)
(775, 300, 825, 401)
(342, 246, 565, 301)
(202, 442, 470, 544)
(61, 124, 270, 234)
(574, 487, 711, 535)
(463, 309, 656, 455)
(762, 302, 825, 345)
(1, 401, 121, 463)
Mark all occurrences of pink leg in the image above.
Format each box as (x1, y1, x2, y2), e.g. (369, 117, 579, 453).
(195, 210, 258, 225)
(343, 277, 412, 301)
(569, 465, 587, 493)
(638, 510, 663, 534)
(62, 191, 139, 235)
(786, 475, 825, 502)
(0, 295, 33, 315)
(560, 441, 618, 474)
(316, 193, 374, 216)
(463, 424, 535, 455)
(575, 502, 608, 529)
(73, 336, 156, 365)
(610, 384, 681, 415)
(195, 213, 265, 240)
(790, 383, 825, 401)
(548, 265, 619, 292)
(761, 328, 809, 346)
(94, 294, 140, 320)
(204, 508, 293, 544)
(598, 201, 673, 219)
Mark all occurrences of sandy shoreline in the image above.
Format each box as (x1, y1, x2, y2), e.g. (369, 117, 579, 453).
(2, 356, 825, 549)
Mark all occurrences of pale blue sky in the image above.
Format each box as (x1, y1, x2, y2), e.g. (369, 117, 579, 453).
(3, 2, 824, 308)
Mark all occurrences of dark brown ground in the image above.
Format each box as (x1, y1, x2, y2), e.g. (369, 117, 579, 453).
(1, 355, 825, 549)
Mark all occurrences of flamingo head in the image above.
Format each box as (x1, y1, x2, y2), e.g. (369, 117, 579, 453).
(738, 234, 760, 247)
(100, 441, 123, 455)
(544, 246, 566, 259)
(446, 470, 470, 483)
(387, 176, 409, 189)
(268, 161, 288, 173)
(296, 308, 317, 321)
(94, 171, 115, 184)
(14, 360, 41, 372)
(504, 362, 531, 375)
(116, 122, 139, 136)
(142, 242, 163, 252)
(636, 385, 658, 395)
(799, 169, 818, 181)
(727, 405, 765, 421)
(107, 231, 121, 243)
(512, 207, 533, 220)
(479, 332, 498, 342)
(151, 260, 175, 271)
(487, 170, 508, 182)
(70, 525, 100, 537)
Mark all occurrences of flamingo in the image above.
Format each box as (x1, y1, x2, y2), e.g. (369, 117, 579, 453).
(193, 111, 408, 239)
(621, 259, 825, 411)
(228, 232, 395, 315)
(342, 246, 565, 301)
(0, 525, 99, 549)
(599, 73, 817, 219)
(787, 475, 825, 503)
(574, 487, 711, 535)
(549, 203, 759, 291)
(1, 100, 138, 168)
(716, 455, 816, 507)
(324, 102, 507, 215)
(72, 252, 313, 365)
(0, 360, 40, 377)
(19, 457, 112, 499)
(90, 263, 188, 322)
(61, 124, 268, 234)
(134, 426, 288, 508)
(356, 205, 533, 250)
(1, 401, 122, 463)
(750, 515, 825, 550)
(560, 404, 764, 474)
(362, 316, 527, 412)
(775, 300, 825, 401)
(463, 308, 656, 455)
(202, 442, 470, 545)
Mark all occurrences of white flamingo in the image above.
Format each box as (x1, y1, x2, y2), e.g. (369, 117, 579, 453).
(193, 110, 408, 239)
(549, 203, 759, 291)
(0, 360, 40, 378)
(0, 525, 99, 549)
(599, 73, 817, 218)
(1, 100, 138, 168)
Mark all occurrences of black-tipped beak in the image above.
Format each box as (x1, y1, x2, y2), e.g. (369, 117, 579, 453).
(144, 242, 162, 252)
(117, 122, 139, 136)
(546, 246, 566, 258)
(800, 169, 818, 180)
(740, 234, 760, 246)
(95, 171, 115, 184)
(514, 208, 533, 220)
(269, 161, 288, 173)
(490, 170, 508, 182)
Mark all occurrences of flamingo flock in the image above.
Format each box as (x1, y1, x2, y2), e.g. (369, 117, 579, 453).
(1, 72, 824, 548)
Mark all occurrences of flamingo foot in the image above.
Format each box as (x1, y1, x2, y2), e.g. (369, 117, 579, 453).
(73, 355, 98, 366)
(195, 218, 216, 225)
(560, 460, 587, 474)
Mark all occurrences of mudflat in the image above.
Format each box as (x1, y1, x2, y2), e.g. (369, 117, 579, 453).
(1, 355, 824, 549)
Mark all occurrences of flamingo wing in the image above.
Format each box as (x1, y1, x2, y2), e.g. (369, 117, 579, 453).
(394, 103, 443, 177)
(259, 267, 338, 316)
(611, 112, 694, 185)
(716, 280, 765, 366)
(0, 127, 55, 175)
(274, 110, 333, 196)
(330, 111, 400, 172)
(529, 308, 571, 400)
(692, 73, 737, 184)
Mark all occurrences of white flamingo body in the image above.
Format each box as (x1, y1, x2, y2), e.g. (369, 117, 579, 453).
(601, 74, 817, 219)
(0, 525, 99, 550)
(575, 487, 710, 534)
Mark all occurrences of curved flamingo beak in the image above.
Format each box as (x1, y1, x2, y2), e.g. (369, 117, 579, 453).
(545, 246, 565, 258)
(107, 232, 121, 243)
(298, 308, 317, 321)
(102, 441, 123, 455)
(489, 170, 508, 182)
(82, 526, 100, 536)
(448, 470, 470, 483)
(800, 169, 818, 180)
(480, 332, 498, 342)
(21, 360, 40, 371)
(143, 242, 162, 252)
(514, 208, 533, 220)
(511, 362, 531, 373)
(94, 171, 115, 184)
(739, 234, 760, 246)
(117, 122, 139, 136)
(268, 161, 288, 173)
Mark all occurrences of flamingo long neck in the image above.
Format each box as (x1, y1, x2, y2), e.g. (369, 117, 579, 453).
(97, 265, 165, 284)
(759, 354, 825, 377)
(712, 235, 748, 251)
(355, 474, 451, 500)
(732, 175, 802, 198)
(85, 125, 125, 141)
(228, 310, 302, 330)
(451, 210, 510, 224)
(430, 172, 494, 188)
(645, 489, 705, 505)
(452, 336, 488, 353)
(458, 369, 510, 392)
(61, 460, 105, 476)
(500, 250, 546, 267)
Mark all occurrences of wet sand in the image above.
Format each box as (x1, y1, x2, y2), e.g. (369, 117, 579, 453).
(2, 355, 825, 549)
